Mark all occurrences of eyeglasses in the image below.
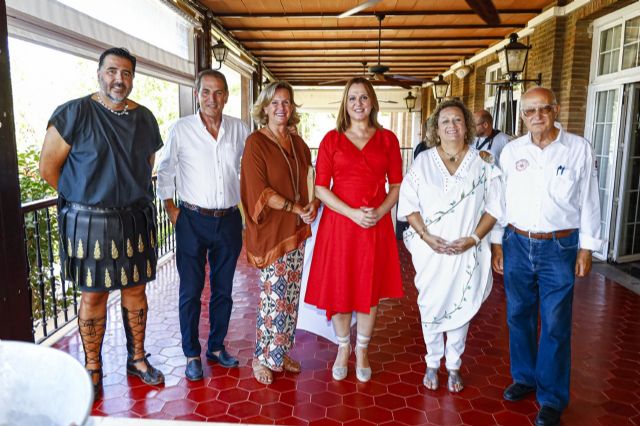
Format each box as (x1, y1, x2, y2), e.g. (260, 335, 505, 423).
(521, 104, 556, 118)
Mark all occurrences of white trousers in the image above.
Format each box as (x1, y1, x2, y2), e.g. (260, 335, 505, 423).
(422, 322, 470, 370)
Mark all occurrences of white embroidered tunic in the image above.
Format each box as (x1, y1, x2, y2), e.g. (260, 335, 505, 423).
(398, 147, 503, 333)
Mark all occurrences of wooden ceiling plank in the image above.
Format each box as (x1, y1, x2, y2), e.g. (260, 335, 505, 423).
(227, 24, 524, 32)
(213, 9, 542, 18)
(237, 36, 503, 42)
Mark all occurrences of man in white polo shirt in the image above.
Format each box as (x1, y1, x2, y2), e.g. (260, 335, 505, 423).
(491, 87, 602, 426)
(157, 70, 249, 381)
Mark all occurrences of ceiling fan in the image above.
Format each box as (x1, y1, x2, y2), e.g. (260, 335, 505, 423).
(319, 15, 425, 89)
(364, 14, 426, 90)
(338, 0, 500, 25)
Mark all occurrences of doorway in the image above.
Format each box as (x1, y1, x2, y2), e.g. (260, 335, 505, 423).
(612, 83, 640, 262)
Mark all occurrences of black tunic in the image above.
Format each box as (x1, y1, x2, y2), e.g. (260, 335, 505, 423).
(48, 95, 163, 291)
(49, 95, 163, 207)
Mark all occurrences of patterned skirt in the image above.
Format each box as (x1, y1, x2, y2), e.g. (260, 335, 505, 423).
(58, 200, 158, 292)
(254, 242, 305, 371)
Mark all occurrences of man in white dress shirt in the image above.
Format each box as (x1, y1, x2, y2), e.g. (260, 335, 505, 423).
(491, 87, 602, 426)
(473, 109, 510, 166)
(157, 70, 249, 380)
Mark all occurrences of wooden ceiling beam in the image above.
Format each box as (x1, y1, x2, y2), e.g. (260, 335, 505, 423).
(273, 71, 445, 76)
(265, 63, 453, 67)
(284, 81, 429, 86)
(228, 24, 524, 32)
(259, 53, 464, 59)
(238, 36, 504, 43)
(252, 46, 483, 52)
(214, 9, 541, 19)
(267, 65, 451, 69)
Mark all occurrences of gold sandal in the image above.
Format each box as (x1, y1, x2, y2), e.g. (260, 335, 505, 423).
(283, 355, 301, 373)
(252, 359, 273, 385)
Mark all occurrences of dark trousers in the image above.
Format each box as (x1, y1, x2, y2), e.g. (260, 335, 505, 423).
(503, 227, 578, 411)
(176, 207, 242, 357)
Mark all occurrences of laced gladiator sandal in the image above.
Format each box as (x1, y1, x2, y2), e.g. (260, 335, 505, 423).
(252, 358, 273, 385)
(283, 354, 301, 374)
(447, 369, 464, 393)
(122, 305, 165, 385)
(78, 315, 106, 400)
(332, 334, 351, 381)
(355, 333, 372, 383)
(423, 367, 439, 390)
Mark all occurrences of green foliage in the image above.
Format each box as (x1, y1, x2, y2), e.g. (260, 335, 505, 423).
(17, 146, 55, 202)
(18, 147, 75, 326)
(130, 74, 180, 142)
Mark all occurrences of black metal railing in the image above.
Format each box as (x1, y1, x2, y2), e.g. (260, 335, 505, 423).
(22, 176, 175, 343)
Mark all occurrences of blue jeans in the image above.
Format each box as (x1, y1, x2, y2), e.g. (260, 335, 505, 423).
(176, 207, 243, 357)
(502, 227, 579, 411)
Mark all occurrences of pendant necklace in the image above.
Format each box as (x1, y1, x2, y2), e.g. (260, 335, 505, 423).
(266, 126, 301, 223)
(439, 144, 467, 163)
(96, 93, 129, 116)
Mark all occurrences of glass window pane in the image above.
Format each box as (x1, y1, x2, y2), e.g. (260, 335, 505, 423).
(598, 53, 607, 75)
(596, 92, 608, 121)
(625, 17, 640, 44)
(603, 125, 612, 154)
(606, 91, 617, 122)
(594, 125, 605, 154)
(600, 28, 612, 51)
(599, 25, 623, 75)
(622, 44, 638, 69)
(598, 159, 608, 189)
(613, 25, 622, 48)
(611, 50, 621, 73)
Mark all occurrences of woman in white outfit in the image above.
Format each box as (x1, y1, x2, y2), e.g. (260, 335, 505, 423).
(398, 99, 503, 393)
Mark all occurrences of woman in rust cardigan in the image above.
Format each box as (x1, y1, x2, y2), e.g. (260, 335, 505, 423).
(240, 81, 319, 384)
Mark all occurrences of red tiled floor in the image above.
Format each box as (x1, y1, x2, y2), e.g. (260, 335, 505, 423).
(53, 243, 640, 425)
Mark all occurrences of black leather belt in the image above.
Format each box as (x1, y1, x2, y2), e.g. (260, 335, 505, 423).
(508, 224, 577, 240)
(67, 202, 145, 212)
(180, 201, 238, 217)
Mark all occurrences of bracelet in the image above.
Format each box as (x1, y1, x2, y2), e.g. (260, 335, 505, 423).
(417, 227, 427, 240)
(283, 200, 291, 212)
(470, 233, 481, 245)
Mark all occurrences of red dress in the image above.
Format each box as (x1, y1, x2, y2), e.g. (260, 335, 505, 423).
(305, 129, 404, 318)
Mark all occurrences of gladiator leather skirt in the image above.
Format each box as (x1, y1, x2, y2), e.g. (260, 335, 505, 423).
(58, 199, 158, 292)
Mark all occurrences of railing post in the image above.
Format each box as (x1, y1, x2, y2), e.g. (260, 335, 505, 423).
(0, 0, 34, 342)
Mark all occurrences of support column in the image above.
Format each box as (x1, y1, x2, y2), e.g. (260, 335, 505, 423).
(194, 11, 212, 75)
(0, 0, 34, 341)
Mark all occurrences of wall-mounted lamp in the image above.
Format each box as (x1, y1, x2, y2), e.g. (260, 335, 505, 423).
(432, 75, 450, 103)
(497, 33, 530, 80)
(404, 91, 417, 112)
(488, 33, 542, 135)
(455, 59, 472, 79)
(212, 39, 228, 70)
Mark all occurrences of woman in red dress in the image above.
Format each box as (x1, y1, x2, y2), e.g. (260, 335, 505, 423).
(305, 77, 404, 382)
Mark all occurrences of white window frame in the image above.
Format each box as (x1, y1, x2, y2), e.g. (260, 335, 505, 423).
(585, 1, 640, 260)
(590, 2, 640, 86)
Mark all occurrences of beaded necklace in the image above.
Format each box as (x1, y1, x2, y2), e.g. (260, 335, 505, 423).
(97, 93, 129, 116)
